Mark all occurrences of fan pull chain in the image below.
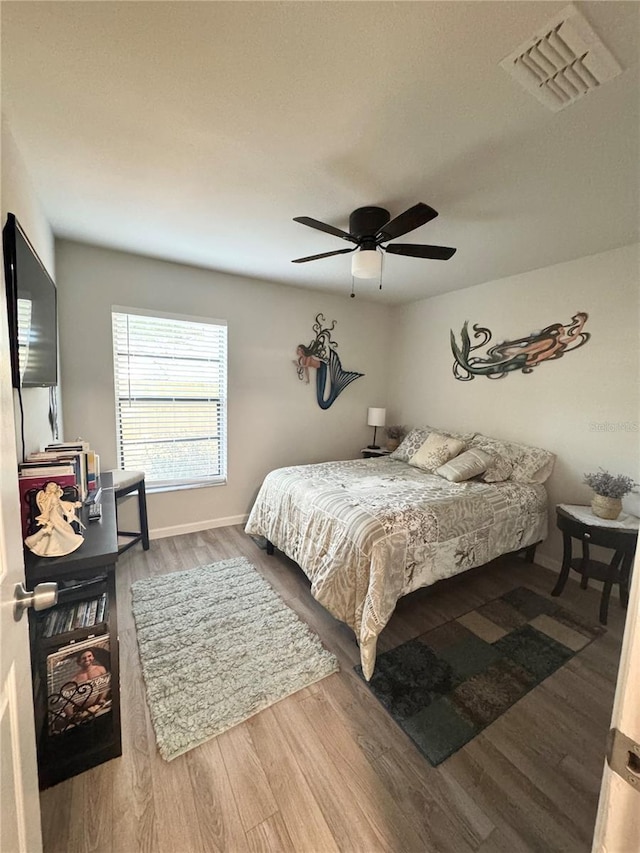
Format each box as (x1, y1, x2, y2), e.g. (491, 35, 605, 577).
(350, 276, 355, 298)
(379, 250, 383, 291)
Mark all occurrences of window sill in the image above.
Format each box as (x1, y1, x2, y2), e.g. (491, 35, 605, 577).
(146, 479, 227, 495)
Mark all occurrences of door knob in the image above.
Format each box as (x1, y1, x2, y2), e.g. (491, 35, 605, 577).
(13, 581, 58, 622)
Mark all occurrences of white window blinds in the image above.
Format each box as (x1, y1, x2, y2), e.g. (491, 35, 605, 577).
(112, 309, 227, 488)
(16, 297, 33, 382)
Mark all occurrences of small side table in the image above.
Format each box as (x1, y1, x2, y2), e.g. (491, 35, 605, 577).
(361, 448, 392, 459)
(552, 505, 638, 625)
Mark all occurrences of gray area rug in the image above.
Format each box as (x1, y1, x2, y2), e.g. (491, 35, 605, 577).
(131, 557, 339, 760)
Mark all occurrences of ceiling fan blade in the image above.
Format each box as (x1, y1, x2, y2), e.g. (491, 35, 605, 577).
(376, 203, 438, 242)
(384, 243, 457, 260)
(293, 216, 356, 242)
(291, 247, 356, 264)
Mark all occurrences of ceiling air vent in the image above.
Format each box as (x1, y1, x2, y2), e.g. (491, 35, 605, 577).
(500, 3, 622, 112)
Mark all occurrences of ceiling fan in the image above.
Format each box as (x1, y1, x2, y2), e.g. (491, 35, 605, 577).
(291, 203, 456, 279)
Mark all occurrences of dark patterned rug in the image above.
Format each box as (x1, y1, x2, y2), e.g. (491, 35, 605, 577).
(356, 587, 603, 766)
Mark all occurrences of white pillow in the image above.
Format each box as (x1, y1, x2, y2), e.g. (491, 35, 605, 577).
(390, 425, 474, 463)
(436, 448, 493, 482)
(409, 432, 466, 473)
(470, 434, 556, 484)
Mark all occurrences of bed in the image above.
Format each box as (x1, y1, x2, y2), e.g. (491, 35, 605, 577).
(245, 431, 553, 679)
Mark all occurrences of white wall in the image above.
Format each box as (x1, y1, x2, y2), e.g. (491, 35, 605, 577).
(8, 156, 636, 566)
(1, 116, 59, 459)
(55, 240, 392, 535)
(388, 244, 640, 568)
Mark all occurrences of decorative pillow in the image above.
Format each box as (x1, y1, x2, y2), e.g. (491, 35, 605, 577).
(467, 436, 515, 482)
(482, 458, 514, 483)
(470, 434, 555, 484)
(436, 448, 493, 483)
(523, 453, 556, 484)
(409, 433, 467, 473)
(390, 425, 475, 463)
(389, 427, 433, 462)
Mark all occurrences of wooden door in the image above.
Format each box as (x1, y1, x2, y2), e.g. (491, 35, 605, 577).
(0, 266, 42, 851)
(592, 544, 640, 852)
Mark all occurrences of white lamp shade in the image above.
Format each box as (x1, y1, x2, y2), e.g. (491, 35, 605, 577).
(352, 249, 382, 279)
(367, 407, 386, 427)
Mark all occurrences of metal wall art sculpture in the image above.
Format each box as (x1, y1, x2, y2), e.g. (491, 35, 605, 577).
(451, 312, 590, 381)
(294, 314, 364, 409)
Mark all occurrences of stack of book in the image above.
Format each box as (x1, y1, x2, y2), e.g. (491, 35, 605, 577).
(18, 439, 101, 539)
(41, 593, 108, 639)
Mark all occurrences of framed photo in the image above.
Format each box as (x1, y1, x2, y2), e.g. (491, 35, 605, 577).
(46, 634, 111, 735)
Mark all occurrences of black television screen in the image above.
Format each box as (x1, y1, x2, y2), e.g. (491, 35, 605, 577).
(3, 213, 57, 388)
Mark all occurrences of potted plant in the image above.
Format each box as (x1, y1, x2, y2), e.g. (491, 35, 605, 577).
(385, 425, 406, 452)
(583, 469, 638, 520)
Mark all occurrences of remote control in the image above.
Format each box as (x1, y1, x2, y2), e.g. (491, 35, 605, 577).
(88, 502, 102, 522)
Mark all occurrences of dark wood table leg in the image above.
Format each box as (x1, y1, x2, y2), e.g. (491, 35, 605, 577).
(599, 551, 624, 625)
(580, 538, 590, 589)
(619, 552, 632, 609)
(552, 530, 572, 597)
(266, 540, 274, 556)
(138, 478, 150, 551)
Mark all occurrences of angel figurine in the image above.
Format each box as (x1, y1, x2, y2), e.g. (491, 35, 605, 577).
(24, 482, 85, 557)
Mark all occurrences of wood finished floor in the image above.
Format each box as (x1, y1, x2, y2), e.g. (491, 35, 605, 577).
(39, 525, 625, 853)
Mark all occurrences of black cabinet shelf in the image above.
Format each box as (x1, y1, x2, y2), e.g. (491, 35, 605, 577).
(36, 587, 109, 644)
(36, 612, 110, 649)
(36, 712, 121, 790)
(25, 473, 122, 789)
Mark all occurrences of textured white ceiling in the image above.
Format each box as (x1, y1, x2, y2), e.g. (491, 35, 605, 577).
(2, 1, 638, 304)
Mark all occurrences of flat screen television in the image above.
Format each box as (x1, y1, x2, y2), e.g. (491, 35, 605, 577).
(3, 213, 58, 388)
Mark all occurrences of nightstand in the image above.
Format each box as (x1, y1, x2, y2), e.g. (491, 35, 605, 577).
(551, 505, 638, 625)
(361, 448, 392, 459)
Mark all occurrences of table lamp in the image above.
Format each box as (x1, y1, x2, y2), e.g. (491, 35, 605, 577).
(367, 407, 386, 450)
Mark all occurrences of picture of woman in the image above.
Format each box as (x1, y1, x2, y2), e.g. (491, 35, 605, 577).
(293, 343, 323, 383)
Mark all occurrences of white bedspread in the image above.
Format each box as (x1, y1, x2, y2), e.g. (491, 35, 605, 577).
(245, 458, 547, 679)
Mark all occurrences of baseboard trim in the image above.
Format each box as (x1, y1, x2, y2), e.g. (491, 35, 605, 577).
(533, 551, 561, 574)
(150, 514, 249, 540)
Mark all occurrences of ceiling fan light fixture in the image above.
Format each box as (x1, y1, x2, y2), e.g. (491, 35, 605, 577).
(292, 203, 456, 287)
(351, 249, 381, 279)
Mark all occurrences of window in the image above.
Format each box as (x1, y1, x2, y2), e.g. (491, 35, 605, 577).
(111, 308, 227, 489)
